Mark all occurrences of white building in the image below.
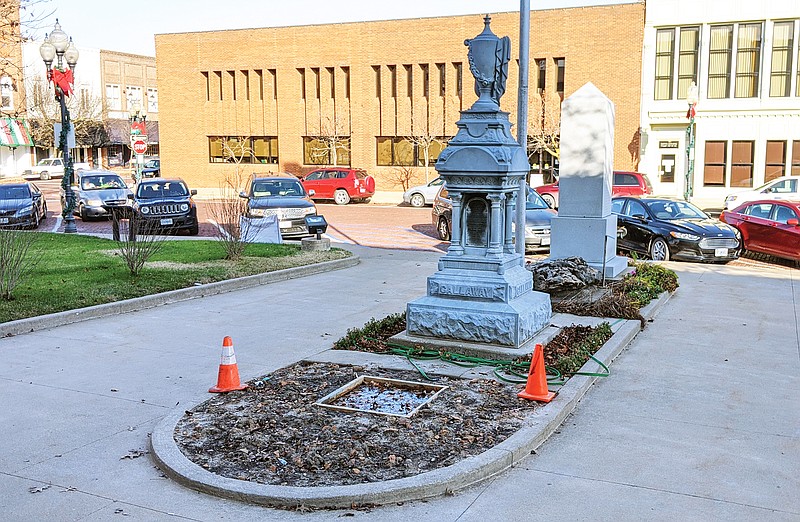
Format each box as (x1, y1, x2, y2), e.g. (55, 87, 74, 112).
(639, 0, 800, 209)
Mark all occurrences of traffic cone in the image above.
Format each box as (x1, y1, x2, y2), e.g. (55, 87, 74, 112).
(209, 336, 248, 393)
(518, 343, 555, 402)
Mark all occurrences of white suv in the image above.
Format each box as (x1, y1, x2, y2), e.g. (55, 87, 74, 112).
(724, 176, 800, 210)
(23, 158, 91, 180)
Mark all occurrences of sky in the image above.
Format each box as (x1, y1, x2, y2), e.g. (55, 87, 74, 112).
(24, 0, 637, 56)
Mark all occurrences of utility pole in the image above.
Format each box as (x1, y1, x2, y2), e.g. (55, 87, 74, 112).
(516, 0, 531, 264)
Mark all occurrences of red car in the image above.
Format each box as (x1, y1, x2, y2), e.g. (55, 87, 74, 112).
(300, 168, 376, 205)
(534, 171, 653, 208)
(720, 199, 800, 262)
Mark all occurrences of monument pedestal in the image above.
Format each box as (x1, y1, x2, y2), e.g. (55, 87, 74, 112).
(550, 215, 627, 278)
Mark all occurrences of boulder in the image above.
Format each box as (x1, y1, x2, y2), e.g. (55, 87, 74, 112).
(526, 257, 602, 293)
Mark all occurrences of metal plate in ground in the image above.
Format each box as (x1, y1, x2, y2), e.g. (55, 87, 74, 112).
(315, 376, 448, 418)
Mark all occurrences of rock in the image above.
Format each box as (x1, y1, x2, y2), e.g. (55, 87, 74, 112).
(526, 257, 601, 293)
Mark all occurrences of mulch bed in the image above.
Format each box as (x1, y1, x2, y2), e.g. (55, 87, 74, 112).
(174, 362, 538, 487)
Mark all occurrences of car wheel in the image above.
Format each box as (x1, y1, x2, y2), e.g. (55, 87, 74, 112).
(542, 193, 556, 208)
(40, 171, 50, 180)
(31, 210, 40, 229)
(437, 217, 451, 241)
(649, 237, 670, 262)
(334, 189, 351, 205)
(189, 223, 199, 236)
(41, 202, 48, 221)
(79, 203, 89, 221)
(409, 193, 425, 207)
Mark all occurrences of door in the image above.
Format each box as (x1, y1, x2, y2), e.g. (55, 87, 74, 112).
(767, 203, 800, 259)
(739, 202, 774, 251)
(621, 198, 653, 255)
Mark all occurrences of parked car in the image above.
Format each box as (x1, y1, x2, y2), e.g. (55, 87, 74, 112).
(22, 158, 91, 180)
(0, 178, 47, 229)
(719, 199, 800, 262)
(612, 196, 740, 263)
(535, 171, 654, 208)
(723, 176, 800, 210)
(431, 186, 557, 253)
(130, 178, 199, 235)
(301, 168, 375, 205)
(403, 177, 445, 207)
(141, 157, 161, 178)
(240, 173, 318, 238)
(61, 170, 133, 221)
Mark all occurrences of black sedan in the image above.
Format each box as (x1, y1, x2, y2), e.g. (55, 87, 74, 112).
(240, 173, 318, 238)
(0, 179, 47, 229)
(612, 197, 740, 262)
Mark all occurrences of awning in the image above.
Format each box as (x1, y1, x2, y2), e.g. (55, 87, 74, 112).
(0, 118, 34, 147)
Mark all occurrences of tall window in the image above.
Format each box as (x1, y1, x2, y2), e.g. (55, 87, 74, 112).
(421, 64, 429, 98)
(792, 141, 800, 175)
(734, 23, 762, 98)
(126, 86, 143, 110)
(770, 21, 794, 97)
(677, 27, 700, 99)
(208, 136, 278, 164)
(703, 141, 727, 186)
(535, 59, 546, 93)
(437, 63, 446, 96)
(654, 29, 675, 100)
(147, 88, 158, 112)
(765, 141, 786, 182)
(731, 140, 754, 187)
(555, 57, 565, 99)
(0, 76, 12, 110)
(106, 84, 121, 110)
(404, 64, 413, 97)
(708, 25, 733, 99)
(454, 62, 462, 98)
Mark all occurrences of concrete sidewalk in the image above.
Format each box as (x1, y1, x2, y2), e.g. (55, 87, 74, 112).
(1, 247, 798, 521)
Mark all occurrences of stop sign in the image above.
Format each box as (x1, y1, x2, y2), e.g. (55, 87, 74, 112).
(132, 139, 147, 155)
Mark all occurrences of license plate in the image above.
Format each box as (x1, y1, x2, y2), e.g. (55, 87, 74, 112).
(279, 220, 291, 229)
(0, 218, 8, 224)
(359, 188, 366, 193)
(541, 237, 550, 246)
(714, 248, 728, 257)
(160, 218, 173, 226)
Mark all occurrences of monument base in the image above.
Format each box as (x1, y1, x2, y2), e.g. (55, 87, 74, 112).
(550, 215, 627, 278)
(406, 290, 551, 348)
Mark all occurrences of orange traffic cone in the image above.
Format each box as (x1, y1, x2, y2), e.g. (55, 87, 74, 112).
(209, 336, 248, 393)
(518, 343, 555, 402)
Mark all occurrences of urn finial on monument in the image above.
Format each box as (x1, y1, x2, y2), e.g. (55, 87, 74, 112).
(464, 14, 510, 111)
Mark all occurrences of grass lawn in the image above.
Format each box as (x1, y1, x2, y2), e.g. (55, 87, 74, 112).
(0, 233, 351, 323)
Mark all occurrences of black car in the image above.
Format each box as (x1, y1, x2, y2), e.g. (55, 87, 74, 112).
(0, 179, 47, 229)
(130, 178, 198, 235)
(141, 157, 160, 178)
(240, 173, 318, 238)
(612, 197, 740, 262)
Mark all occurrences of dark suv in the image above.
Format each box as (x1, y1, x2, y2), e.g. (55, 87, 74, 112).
(301, 168, 375, 205)
(241, 173, 318, 238)
(130, 178, 199, 235)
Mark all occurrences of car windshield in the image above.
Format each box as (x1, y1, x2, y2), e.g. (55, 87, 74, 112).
(526, 191, 550, 210)
(81, 175, 126, 190)
(251, 179, 305, 197)
(144, 160, 159, 168)
(137, 181, 189, 199)
(0, 185, 30, 199)
(645, 200, 707, 220)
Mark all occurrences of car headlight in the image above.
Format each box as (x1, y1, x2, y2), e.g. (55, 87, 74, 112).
(87, 199, 103, 207)
(180, 203, 189, 212)
(17, 204, 34, 216)
(302, 207, 316, 216)
(725, 195, 737, 203)
(141, 206, 150, 215)
(670, 231, 700, 241)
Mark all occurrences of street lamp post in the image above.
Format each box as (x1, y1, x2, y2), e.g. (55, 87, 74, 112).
(128, 102, 147, 184)
(684, 81, 699, 201)
(40, 20, 79, 233)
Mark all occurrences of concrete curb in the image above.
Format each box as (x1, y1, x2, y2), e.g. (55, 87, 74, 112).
(0, 255, 360, 338)
(149, 292, 672, 509)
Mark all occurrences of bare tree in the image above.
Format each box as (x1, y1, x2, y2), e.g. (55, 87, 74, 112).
(404, 112, 448, 184)
(114, 218, 170, 277)
(0, 228, 42, 300)
(386, 165, 416, 191)
(306, 116, 350, 166)
(207, 136, 265, 260)
(527, 91, 561, 169)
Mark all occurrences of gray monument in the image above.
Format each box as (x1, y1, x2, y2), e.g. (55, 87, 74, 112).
(549, 83, 628, 278)
(405, 16, 551, 348)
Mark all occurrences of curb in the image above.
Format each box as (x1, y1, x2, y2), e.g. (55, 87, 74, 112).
(149, 292, 672, 509)
(0, 255, 360, 338)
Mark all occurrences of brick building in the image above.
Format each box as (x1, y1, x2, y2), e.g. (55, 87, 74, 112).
(155, 2, 645, 192)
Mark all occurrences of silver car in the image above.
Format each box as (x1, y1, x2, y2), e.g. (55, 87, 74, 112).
(403, 177, 445, 207)
(62, 171, 133, 221)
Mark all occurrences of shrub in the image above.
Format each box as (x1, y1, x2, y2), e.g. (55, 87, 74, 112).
(333, 313, 406, 352)
(543, 322, 613, 377)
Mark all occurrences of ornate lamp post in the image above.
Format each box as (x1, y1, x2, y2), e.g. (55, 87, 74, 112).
(684, 81, 699, 201)
(128, 101, 147, 184)
(40, 20, 79, 233)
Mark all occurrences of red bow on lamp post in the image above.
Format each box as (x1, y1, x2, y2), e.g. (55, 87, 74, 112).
(51, 68, 74, 97)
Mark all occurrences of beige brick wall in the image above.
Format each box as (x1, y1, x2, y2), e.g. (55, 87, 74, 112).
(0, 0, 24, 116)
(155, 2, 644, 189)
(100, 50, 158, 121)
